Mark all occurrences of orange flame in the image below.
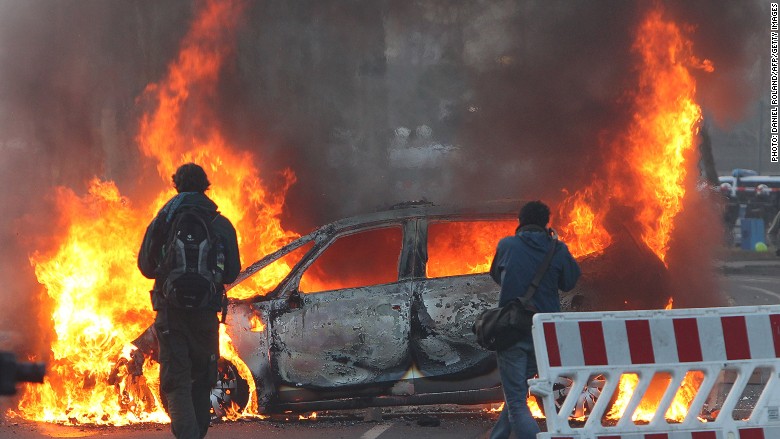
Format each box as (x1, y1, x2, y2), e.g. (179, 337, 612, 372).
(527, 399, 544, 419)
(559, 8, 709, 264)
(487, 402, 504, 413)
(606, 372, 704, 423)
(15, 181, 168, 425)
(555, 7, 710, 423)
(298, 412, 317, 420)
(15, 0, 298, 425)
(249, 314, 266, 333)
(218, 324, 258, 416)
(426, 221, 517, 277)
(557, 189, 612, 259)
(135, 0, 300, 293)
(488, 400, 545, 419)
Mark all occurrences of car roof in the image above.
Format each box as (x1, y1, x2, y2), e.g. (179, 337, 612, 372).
(325, 199, 522, 229)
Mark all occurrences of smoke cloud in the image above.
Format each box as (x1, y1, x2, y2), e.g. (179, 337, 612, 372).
(0, 0, 765, 354)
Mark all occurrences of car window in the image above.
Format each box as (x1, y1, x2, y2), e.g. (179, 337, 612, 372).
(426, 220, 516, 278)
(299, 226, 403, 293)
(230, 242, 314, 300)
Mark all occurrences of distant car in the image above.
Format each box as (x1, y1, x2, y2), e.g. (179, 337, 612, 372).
(225, 200, 525, 414)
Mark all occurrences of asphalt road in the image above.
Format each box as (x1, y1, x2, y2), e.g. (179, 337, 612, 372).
(724, 273, 780, 306)
(721, 258, 780, 305)
(1, 410, 499, 439)
(2, 256, 778, 439)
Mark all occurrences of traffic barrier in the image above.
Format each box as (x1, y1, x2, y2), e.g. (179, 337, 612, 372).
(528, 305, 780, 439)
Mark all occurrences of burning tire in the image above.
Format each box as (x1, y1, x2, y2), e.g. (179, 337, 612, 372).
(210, 358, 250, 421)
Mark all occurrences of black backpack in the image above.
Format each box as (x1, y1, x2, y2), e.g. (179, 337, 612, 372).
(158, 206, 225, 309)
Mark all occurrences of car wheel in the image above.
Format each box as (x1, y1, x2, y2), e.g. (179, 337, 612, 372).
(531, 375, 607, 419)
(210, 358, 250, 421)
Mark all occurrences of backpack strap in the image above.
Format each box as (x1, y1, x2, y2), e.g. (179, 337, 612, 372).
(162, 192, 199, 223)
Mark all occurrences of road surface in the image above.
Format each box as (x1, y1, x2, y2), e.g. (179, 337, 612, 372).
(2, 409, 498, 439)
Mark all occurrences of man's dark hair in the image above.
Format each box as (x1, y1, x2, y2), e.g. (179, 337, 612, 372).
(172, 163, 211, 193)
(519, 200, 550, 228)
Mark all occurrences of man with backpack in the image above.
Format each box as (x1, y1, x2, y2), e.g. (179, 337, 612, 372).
(488, 201, 580, 439)
(138, 163, 241, 439)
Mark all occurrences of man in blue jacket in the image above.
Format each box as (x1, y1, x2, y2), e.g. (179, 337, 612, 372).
(488, 200, 580, 439)
(138, 163, 241, 439)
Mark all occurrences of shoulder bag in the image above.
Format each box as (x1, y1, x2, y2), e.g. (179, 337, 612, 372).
(472, 238, 558, 351)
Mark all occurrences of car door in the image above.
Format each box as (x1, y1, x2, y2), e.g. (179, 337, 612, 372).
(411, 217, 517, 393)
(268, 224, 414, 403)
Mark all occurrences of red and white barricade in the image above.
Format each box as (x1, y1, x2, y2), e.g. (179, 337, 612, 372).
(529, 305, 780, 439)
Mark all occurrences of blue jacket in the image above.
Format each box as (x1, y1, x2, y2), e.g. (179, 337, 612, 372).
(489, 226, 580, 312)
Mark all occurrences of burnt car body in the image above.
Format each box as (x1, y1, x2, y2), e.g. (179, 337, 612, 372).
(122, 200, 664, 416)
(225, 200, 548, 413)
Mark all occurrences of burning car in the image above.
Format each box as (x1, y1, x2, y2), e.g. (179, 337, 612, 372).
(227, 200, 523, 414)
(226, 197, 675, 416)
(116, 199, 674, 419)
(118, 200, 575, 416)
(113, 198, 674, 420)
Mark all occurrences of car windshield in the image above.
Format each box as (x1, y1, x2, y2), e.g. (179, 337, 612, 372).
(229, 240, 314, 300)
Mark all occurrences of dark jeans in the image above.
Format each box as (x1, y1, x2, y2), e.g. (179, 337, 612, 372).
(155, 309, 219, 439)
(490, 334, 539, 439)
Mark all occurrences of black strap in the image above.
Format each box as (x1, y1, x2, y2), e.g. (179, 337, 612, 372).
(520, 238, 558, 305)
(220, 291, 228, 324)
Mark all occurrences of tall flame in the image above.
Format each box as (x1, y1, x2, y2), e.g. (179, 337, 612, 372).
(559, 8, 707, 263)
(136, 0, 300, 290)
(15, 0, 298, 425)
(15, 181, 167, 424)
(554, 7, 711, 423)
